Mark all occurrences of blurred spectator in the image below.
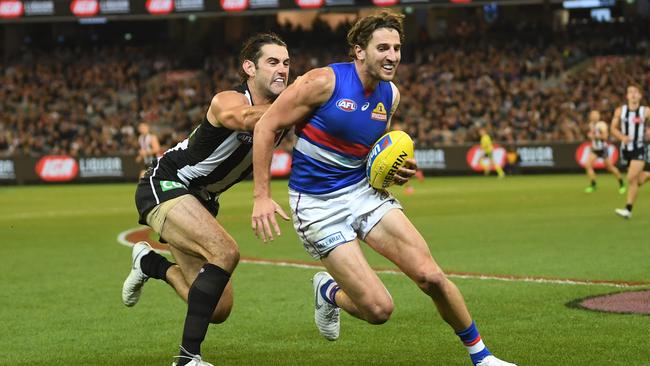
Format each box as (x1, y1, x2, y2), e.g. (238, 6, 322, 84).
(1, 20, 649, 157)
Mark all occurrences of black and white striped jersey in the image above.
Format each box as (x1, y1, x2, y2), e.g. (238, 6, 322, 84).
(620, 105, 647, 151)
(589, 122, 606, 151)
(150, 83, 285, 197)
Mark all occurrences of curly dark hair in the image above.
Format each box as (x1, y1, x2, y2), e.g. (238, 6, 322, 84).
(347, 10, 405, 60)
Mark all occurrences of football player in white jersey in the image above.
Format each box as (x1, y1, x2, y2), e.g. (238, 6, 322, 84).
(122, 33, 290, 366)
(583, 110, 625, 194)
(611, 85, 650, 218)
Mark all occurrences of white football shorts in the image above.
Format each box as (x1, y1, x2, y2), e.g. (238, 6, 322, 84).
(288, 179, 402, 260)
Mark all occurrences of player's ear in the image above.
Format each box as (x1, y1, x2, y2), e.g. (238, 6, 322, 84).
(243, 60, 256, 79)
(354, 45, 365, 61)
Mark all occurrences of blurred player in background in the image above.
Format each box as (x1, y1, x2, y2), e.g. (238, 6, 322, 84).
(121, 33, 290, 366)
(611, 85, 650, 218)
(136, 122, 161, 178)
(251, 11, 516, 366)
(583, 110, 625, 194)
(479, 127, 505, 178)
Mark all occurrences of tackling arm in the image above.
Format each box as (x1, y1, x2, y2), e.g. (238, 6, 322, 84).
(251, 68, 335, 241)
(207, 91, 270, 131)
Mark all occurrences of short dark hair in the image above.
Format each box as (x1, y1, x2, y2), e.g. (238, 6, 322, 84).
(347, 10, 405, 60)
(239, 32, 287, 82)
(627, 84, 642, 94)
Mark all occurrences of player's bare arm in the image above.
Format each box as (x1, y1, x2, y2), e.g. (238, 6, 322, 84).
(610, 107, 628, 143)
(251, 67, 335, 242)
(207, 91, 271, 131)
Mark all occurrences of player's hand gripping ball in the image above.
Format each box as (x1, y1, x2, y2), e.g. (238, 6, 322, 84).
(366, 131, 414, 189)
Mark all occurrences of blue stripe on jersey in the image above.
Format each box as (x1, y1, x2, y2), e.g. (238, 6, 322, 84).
(288, 149, 366, 194)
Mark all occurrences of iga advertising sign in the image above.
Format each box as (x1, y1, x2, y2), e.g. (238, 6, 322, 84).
(146, 0, 173, 14)
(574, 142, 619, 169)
(35, 156, 79, 182)
(466, 144, 506, 172)
(221, 0, 247, 10)
(0, 0, 24, 18)
(70, 0, 99, 16)
(294, 0, 322, 8)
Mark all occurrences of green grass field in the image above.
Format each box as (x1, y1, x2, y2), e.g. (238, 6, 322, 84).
(1, 174, 649, 366)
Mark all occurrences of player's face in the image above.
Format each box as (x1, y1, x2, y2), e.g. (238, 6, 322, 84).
(627, 86, 641, 105)
(363, 28, 401, 82)
(253, 44, 290, 99)
(588, 111, 600, 123)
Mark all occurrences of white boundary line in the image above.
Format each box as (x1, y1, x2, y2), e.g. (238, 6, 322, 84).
(117, 227, 649, 289)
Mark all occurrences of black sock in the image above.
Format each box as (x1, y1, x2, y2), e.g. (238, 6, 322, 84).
(619, 179, 624, 187)
(140, 251, 174, 281)
(177, 263, 231, 365)
(591, 180, 596, 187)
(626, 204, 633, 212)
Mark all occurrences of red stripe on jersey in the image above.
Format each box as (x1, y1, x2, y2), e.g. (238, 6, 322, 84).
(300, 123, 369, 158)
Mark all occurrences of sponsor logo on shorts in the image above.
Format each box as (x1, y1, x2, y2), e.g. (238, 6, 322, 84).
(371, 102, 387, 121)
(160, 180, 185, 192)
(336, 99, 357, 112)
(315, 232, 346, 249)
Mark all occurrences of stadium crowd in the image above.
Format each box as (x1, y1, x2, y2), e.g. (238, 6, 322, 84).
(1, 19, 649, 157)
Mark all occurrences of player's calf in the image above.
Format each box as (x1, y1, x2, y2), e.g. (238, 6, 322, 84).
(358, 297, 394, 325)
(412, 268, 449, 298)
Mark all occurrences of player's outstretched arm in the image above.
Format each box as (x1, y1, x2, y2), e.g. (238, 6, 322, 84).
(207, 91, 271, 131)
(251, 68, 334, 242)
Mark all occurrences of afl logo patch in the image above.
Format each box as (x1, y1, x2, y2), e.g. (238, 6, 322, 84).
(336, 99, 357, 112)
(237, 133, 253, 144)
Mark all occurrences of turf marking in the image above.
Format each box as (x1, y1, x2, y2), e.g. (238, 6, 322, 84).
(117, 226, 650, 289)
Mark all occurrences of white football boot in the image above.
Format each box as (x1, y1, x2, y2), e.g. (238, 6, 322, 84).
(171, 347, 214, 366)
(476, 355, 518, 366)
(615, 208, 632, 219)
(121, 241, 152, 307)
(312, 271, 340, 341)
